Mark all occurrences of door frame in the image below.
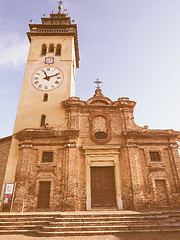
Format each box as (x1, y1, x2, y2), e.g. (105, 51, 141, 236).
(83, 145, 123, 211)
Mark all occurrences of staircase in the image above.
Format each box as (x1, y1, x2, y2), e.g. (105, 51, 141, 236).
(0, 211, 180, 236)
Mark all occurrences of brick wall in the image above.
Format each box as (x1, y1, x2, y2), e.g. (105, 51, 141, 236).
(10, 92, 180, 212)
(0, 136, 12, 198)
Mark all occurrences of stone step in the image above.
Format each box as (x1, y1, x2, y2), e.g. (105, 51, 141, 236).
(0, 214, 172, 223)
(59, 211, 180, 217)
(54, 212, 166, 218)
(53, 215, 171, 222)
(37, 227, 180, 236)
(0, 211, 179, 220)
(40, 223, 180, 232)
(0, 213, 59, 218)
(49, 219, 177, 227)
(0, 217, 55, 222)
(0, 210, 179, 217)
(0, 229, 37, 235)
(0, 225, 42, 231)
(0, 221, 49, 226)
(0, 211, 179, 236)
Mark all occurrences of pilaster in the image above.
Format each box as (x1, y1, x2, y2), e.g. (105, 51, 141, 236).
(126, 140, 145, 208)
(12, 142, 33, 212)
(63, 143, 79, 211)
(169, 143, 180, 192)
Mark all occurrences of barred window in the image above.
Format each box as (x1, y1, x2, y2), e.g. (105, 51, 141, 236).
(150, 151, 161, 162)
(42, 151, 53, 163)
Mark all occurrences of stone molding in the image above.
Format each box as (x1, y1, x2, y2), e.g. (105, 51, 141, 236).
(15, 129, 79, 141)
(123, 129, 179, 138)
(62, 91, 137, 112)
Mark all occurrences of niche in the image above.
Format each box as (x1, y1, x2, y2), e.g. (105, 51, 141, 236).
(90, 114, 110, 143)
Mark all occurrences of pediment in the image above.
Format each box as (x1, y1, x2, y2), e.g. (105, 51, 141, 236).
(87, 89, 113, 106)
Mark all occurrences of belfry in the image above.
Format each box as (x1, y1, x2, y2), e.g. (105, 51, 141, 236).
(0, 2, 180, 213)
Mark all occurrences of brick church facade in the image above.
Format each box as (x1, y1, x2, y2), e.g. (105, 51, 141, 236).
(0, 3, 180, 212)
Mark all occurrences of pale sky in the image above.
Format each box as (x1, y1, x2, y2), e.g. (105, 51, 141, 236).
(0, 0, 180, 138)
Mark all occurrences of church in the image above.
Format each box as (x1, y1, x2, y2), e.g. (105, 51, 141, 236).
(0, 2, 180, 213)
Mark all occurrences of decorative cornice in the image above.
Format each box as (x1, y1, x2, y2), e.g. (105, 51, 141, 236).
(14, 128, 79, 141)
(64, 143, 77, 148)
(0, 135, 12, 143)
(114, 97, 136, 110)
(19, 144, 33, 149)
(87, 89, 113, 106)
(61, 130, 79, 140)
(62, 95, 137, 111)
(126, 143, 138, 148)
(123, 129, 179, 138)
(82, 144, 121, 154)
(62, 97, 86, 108)
(169, 144, 179, 148)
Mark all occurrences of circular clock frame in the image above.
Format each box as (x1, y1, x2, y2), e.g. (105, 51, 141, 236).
(31, 66, 64, 91)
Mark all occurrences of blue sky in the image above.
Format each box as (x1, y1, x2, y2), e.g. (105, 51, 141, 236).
(0, 0, 180, 138)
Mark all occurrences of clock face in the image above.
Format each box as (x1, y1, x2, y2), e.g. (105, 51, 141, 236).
(32, 66, 63, 91)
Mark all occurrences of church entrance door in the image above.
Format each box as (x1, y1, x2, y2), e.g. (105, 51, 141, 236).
(91, 167, 116, 208)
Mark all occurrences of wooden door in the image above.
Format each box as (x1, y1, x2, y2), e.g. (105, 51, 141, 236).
(91, 167, 116, 207)
(37, 181, 51, 208)
(155, 180, 170, 206)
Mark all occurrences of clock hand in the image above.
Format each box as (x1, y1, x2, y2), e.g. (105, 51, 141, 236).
(48, 73, 60, 78)
(42, 69, 50, 81)
(42, 69, 48, 77)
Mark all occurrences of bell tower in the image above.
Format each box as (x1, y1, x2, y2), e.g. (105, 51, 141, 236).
(2, 2, 79, 195)
(15, 1, 79, 132)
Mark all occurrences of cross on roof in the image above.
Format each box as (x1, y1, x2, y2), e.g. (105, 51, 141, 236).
(94, 79, 102, 89)
(58, 1, 63, 13)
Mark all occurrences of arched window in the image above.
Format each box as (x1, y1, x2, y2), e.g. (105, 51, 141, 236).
(56, 44, 61, 56)
(49, 44, 54, 53)
(41, 44, 47, 55)
(43, 93, 48, 102)
(40, 114, 46, 126)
